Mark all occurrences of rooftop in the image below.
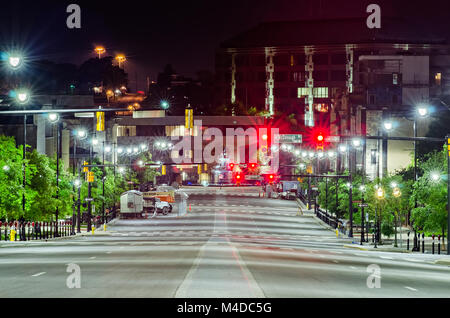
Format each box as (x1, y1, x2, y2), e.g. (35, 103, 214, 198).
(220, 17, 446, 49)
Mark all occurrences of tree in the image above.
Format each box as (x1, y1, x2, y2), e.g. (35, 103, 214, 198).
(0, 136, 25, 220)
(410, 147, 448, 239)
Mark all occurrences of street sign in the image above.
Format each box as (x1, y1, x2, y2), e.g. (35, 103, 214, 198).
(274, 134, 302, 144)
(358, 203, 369, 208)
(312, 187, 318, 191)
(85, 198, 94, 202)
(325, 135, 340, 143)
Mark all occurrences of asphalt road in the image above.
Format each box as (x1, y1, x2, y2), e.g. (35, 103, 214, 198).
(1, 186, 450, 298)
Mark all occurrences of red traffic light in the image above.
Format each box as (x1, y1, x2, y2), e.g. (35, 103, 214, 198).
(317, 134, 324, 142)
(249, 163, 258, 169)
(228, 163, 235, 170)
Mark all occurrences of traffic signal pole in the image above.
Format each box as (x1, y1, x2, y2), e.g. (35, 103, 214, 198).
(447, 135, 450, 255)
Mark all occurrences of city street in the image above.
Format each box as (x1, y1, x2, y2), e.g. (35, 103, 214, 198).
(0, 186, 449, 298)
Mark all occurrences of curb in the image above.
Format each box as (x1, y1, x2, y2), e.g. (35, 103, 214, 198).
(343, 244, 415, 253)
(343, 244, 368, 251)
(434, 259, 450, 265)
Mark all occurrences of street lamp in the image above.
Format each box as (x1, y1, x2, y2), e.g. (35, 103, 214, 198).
(48, 113, 59, 123)
(72, 128, 87, 233)
(430, 172, 441, 182)
(160, 100, 170, 110)
(115, 54, 126, 68)
(94, 46, 106, 59)
(392, 186, 402, 247)
(16, 90, 30, 104)
(383, 120, 394, 131)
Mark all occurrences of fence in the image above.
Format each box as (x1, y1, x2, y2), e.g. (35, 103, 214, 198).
(0, 220, 74, 241)
(315, 207, 346, 234)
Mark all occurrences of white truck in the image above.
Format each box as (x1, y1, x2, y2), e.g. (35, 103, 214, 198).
(120, 190, 172, 218)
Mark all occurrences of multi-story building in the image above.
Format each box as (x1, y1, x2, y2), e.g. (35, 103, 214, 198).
(216, 17, 450, 179)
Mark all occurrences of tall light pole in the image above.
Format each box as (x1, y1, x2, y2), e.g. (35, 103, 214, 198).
(48, 113, 61, 236)
(73, 129, 87, 233)
(15, 90, 30, 215)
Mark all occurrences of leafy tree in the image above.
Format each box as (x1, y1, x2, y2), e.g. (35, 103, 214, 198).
(0, 136, 25, 220)
(410, 147, 448, 239)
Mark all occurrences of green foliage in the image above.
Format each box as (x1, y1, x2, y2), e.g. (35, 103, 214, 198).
(410, 147, 448, 235)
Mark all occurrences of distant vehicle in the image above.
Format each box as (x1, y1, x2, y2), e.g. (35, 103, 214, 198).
(143, 197, 172, 215)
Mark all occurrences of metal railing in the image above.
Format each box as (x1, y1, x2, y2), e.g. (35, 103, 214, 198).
(0, 220, 74, 241)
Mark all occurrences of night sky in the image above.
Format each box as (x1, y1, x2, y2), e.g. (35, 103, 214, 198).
(1, 0, 450, 91)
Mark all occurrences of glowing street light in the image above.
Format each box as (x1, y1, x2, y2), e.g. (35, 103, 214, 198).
(74, 178, 82, 188)
(383, 120, 394, 131)
(392, 187, 401, 198)
(339, 144, 347, 153)
(115, 54, 126, 68)
(160, 100, 169, 110)
(48, 113, 59, 123)
(431, 172, 441, 182)
(352, 138, 362, 147)
(104, 145, 112, 153)
(76, 129, 87, 139)
(94, 46, 106, 59)
(16, 90, 29, 104)
(417, 106, 429, 118)
(8, 54, 22, 69)
(3, 165, 10, 171)
(376, 187, 385, 199)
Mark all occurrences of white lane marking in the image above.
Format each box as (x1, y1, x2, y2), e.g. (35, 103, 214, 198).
(405, 286, 417, 292)
(89, 256, 96, 259)
(380, 256, 394, 260)
(333, 260, 339, 264)
(349, 266, 357, 270)
(106, 251, 112, 254)
(32, 272, 46, 277)
(403, 258, 422, 263)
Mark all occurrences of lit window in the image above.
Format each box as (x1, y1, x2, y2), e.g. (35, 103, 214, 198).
(313, 87, 329, 98)
(435, 73, 442, 86)
(393, 73, 398, 85)
(117, 126, 136, 137)
(298, 87, 328, 98)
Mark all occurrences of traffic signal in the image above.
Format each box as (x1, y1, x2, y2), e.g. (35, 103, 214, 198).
(228, 163, 235, 170)
(96, 111, 105, 132)
(161, 165, 166, 175)
(197, 164, 202, 174)
(82, 161, 88, 173)
(264, 174, 276, 184)
(248, 163, 258, 170)
(86, 171, 94, 183)
(185, 108, 193, 129)
(315, 132, 324, 150)
(234, 173, 244, 184)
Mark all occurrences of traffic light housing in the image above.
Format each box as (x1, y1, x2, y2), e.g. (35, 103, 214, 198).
(82, 161, 88, 173)
(248, 163, 258, 170)
(86, 171, 94, 183)
(161, 165, 166, 175)
(228, 163, 235, 170)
